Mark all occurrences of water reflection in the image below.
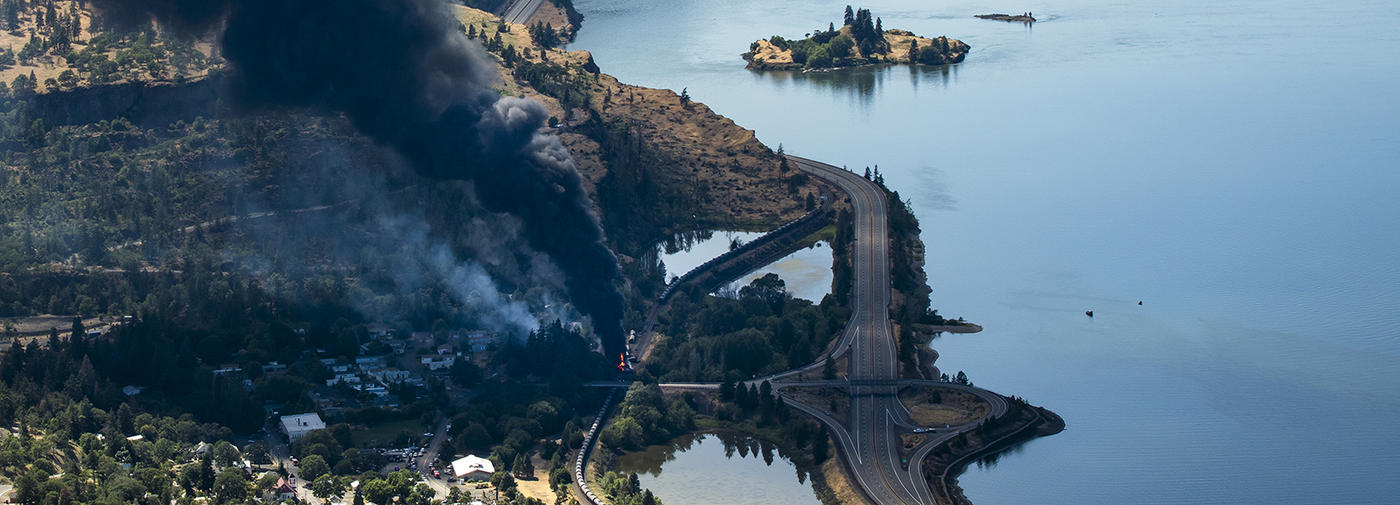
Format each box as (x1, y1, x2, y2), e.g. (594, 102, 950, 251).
(615, 432, 821, 505)
(656, 229, 718, 256)
(652, 230, 834, 302)
(758, 64, 959, 104)
(972, 436, 1033, 470)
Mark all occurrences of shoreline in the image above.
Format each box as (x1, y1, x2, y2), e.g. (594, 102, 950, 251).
(610, 423, 871, 505)
(930, 405, 1065, 505)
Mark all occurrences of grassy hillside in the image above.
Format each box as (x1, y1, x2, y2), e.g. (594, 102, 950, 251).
(0, 0, 219, 94)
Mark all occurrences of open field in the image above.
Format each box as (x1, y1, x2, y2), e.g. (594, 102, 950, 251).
(899, 387, 990, 427)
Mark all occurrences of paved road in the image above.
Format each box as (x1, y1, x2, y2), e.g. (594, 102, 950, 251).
(586, 155, 1010, 505)
(499, 0, 546, 25)
(787, 155, 940, 505)
(415, 419, 453, 498)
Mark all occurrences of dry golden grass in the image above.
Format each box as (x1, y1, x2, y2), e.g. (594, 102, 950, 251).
(899, 387, 990, 427)
(514, 453, 558, 504)
(745, 27, 967, 70)
(0, 1, 220, 92)
(787, 386, 851, 422)
(819, 453, 877, 505)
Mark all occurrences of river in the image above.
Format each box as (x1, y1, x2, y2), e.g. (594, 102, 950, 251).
(571, 0, 1400, 503)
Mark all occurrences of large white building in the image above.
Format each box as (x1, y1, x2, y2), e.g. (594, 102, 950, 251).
(451, 455, 495, 481)
(280, 413, 325, 441)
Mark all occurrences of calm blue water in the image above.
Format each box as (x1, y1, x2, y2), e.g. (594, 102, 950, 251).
(615, 433, 822, 505)
(572, 0, 1400, 503)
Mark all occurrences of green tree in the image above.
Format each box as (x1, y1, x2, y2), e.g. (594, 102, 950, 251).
(516, 452, 536, 478)
(823, 357, 836, 379)
(311, 474, 346, 504)
(827, 34, 854, 59)
(805, 45, 832, 68)
(299, 454, 331, 481)
(212, 468, 249, 504)
(598, 416, 644, 450)
(212, 440, 241, 467)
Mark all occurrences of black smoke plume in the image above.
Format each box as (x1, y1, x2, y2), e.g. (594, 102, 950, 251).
(94, 0, 626, 355)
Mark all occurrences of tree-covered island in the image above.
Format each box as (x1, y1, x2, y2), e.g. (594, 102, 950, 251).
(743, 5, 969, 71)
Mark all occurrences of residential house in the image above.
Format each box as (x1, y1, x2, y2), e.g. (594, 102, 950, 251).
(368, 368, 412, 384)
(466, 331, 496, 352)
(420, 356, 455, 371)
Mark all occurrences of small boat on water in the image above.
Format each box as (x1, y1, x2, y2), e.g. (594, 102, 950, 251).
(1085, 310, 1094, 317)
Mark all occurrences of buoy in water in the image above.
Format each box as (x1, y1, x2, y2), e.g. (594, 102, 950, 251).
(1138, 301, 1143, 305)
(1085, 310, 1094, 317)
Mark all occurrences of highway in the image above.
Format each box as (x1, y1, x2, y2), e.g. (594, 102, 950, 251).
(499, 0, 546, 25)
(786, 155, 962, 505)
(579, 156, 1013, 505)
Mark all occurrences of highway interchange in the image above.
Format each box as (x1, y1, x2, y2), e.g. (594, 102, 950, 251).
(610, 156, 1014, 505)
(782, 155, 1006, 505)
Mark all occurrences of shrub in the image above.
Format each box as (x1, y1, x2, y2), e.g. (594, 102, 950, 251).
(806, 46, 832, 68)
(827, 34, 854, 58)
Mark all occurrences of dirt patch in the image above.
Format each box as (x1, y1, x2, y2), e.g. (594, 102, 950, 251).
(899, 387, 989, 427)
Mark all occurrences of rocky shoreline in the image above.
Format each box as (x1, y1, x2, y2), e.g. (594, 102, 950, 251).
(743, 7, 968, 71)
(743, 29, 968, 71)
(976, 13, 1037, 23)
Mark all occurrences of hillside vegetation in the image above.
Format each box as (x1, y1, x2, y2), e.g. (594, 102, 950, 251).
(743, 5, 968, 71)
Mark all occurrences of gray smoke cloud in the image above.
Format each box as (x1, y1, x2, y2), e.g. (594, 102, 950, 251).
(95, 0, 628, 355)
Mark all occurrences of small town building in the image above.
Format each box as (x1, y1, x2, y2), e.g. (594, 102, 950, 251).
(451, 455, 495, 481)
(280, 413, 325, 441)
(369, 368, 412, 384)
(466, 331, 496, 352)
(421, 356, 455, 371)
(273, 477, 297, 500)
(327, 373, 362, 386)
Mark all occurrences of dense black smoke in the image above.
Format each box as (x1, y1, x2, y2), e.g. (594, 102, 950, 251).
(94, 0, 626, 355)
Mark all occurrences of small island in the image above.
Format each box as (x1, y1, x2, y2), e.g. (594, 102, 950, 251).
(977, 13, 1037, 23)
(743, 5, 969, 71)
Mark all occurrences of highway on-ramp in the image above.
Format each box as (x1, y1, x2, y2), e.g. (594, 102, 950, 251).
(786, 155, 945, 505)
(585, 155, 1012, 505)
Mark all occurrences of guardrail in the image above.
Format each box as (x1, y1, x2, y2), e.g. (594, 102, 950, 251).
(574, 389, 617, 505)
